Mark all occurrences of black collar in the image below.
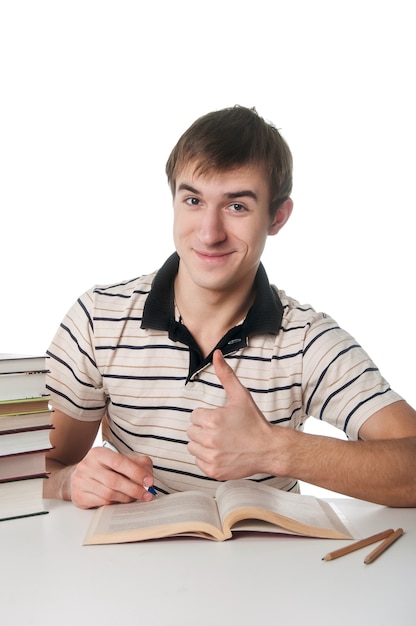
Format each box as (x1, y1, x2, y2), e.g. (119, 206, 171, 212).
(141, 253, 283, 378)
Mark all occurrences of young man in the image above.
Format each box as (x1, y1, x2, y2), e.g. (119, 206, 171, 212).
(44, 106, 416, 509)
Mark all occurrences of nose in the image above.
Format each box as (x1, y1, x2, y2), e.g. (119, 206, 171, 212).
(198, 208, 226, 246)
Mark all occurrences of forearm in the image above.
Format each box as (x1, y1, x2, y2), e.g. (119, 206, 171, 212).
(43, 457, 75, 501)
(268, 428, 416, 507)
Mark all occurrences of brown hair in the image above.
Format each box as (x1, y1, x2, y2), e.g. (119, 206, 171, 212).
(165, 105, 293, 217)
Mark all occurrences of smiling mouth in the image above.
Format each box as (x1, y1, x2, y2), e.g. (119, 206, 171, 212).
(195, 250, 231, 267)
(194, 250, 234, 261)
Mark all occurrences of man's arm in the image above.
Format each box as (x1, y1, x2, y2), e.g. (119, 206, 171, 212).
(269, 404, 416, 506)
(44, 410, 156, 508)
(187, 351, 416, 507)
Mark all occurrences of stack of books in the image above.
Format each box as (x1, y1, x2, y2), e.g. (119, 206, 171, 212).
(0, 353, 53, 522)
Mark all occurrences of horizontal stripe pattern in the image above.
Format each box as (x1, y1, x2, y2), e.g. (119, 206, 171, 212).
(46, 268, 401, 495)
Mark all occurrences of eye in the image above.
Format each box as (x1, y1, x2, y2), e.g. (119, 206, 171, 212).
(185, 197, 200, 206)
(229, 203, 247, 213)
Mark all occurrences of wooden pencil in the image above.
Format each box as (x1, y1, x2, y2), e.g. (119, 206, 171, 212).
(364, 528, 404, 564)
(322, 528, 394, 561)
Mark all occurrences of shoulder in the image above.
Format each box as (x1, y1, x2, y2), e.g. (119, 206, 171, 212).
(276, 289, 317, 318)
(54, 270, 159, 337)
(273, 288, 362, 364)
(77, 270, 159, 315)
(91, 270, 158, 300)
(274, 288, 335, 334)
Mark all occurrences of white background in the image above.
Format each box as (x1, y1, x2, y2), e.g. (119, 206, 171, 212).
(1, 2, 414, 495)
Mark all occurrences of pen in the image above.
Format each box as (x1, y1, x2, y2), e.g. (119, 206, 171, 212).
(102, 440, 158, 496)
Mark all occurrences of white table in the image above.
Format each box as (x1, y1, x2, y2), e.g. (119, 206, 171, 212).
(1, 498, 415, 625)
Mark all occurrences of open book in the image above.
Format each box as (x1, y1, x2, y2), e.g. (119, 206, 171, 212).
(84, 479, 353, 545)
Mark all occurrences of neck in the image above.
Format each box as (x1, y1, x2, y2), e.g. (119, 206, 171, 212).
(174, 266, 257, 356)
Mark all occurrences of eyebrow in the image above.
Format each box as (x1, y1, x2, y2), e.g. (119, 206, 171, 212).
(177, 183, 200, 194)
(226, 190, 258, 201)
(177, 183, 258, 201)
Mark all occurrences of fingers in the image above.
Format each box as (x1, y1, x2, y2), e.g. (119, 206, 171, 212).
(187, 351, 272, 481)
(189, 351, 250, 432)
(71, 447, 156, 509)
(212, 350, 250, 403)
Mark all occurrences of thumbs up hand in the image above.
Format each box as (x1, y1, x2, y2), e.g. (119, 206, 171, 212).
(187, 350, 274, 480)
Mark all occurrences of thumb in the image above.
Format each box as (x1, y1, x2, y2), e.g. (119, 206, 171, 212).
(212, 350, 247, 404)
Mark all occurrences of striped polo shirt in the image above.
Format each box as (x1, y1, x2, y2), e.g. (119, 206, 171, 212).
(46, 253, 402, 495)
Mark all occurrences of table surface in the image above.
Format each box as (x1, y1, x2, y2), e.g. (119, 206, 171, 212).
(0, 497, 415, 626)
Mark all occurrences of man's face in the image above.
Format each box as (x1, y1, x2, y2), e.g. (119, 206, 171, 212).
(173, 162, 285, 296)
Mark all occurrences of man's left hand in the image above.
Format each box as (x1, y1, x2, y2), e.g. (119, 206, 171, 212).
(187, 350, 273, 479)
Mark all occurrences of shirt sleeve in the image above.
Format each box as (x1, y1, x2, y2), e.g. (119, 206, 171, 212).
(46, 288, 108, 421)
(300, 311, 403, 439)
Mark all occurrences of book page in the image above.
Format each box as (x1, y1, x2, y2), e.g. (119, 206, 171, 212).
(216, 480, 352, 539)
(84, 490, 224, 545)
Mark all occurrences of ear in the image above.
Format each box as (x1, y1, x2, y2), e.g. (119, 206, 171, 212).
(268, 198, 293, 235)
